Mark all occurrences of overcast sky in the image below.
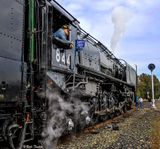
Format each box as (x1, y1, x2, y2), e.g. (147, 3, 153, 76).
(57, 0, 160, 79)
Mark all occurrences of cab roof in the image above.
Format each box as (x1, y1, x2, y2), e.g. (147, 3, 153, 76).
(47, 0, 80, 24)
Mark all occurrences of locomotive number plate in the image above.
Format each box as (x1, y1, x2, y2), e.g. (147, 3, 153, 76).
(55, 48, 71, 67)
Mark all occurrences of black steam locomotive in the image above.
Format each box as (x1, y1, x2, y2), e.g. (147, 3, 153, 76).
(0, 0, 136, 148)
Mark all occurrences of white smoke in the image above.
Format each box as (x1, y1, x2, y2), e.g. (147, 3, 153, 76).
(110, 6, 132, 53)
(41, 90, 71, 149)
(41, 84, 89, 149)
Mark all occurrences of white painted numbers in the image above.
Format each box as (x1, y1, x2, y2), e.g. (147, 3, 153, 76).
(61, 52, 65, 64)
(56, 48, 60, 62)
(55, 49, 71, 66)
(67, 54, 71, 66)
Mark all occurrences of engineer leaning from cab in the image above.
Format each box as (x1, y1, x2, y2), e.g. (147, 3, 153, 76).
(52, 24, 74, 49)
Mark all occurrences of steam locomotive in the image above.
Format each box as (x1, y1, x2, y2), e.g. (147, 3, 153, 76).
(0, 0, 136, 148)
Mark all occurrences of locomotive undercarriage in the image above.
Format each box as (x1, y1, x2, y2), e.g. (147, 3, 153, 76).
(0, 101, 34, 149)
(61, 65, 135, 127)
(84, 81, 133, 124)
(0, 59, 134, 148)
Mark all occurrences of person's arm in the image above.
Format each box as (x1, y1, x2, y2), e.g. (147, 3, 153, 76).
(52, 29, 73, 49)
(53, 37, 73, 49)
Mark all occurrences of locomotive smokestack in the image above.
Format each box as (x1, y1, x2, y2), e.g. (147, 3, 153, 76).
(110, 6, 131, 53)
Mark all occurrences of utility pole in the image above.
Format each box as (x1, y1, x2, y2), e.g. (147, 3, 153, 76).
(135, 64, 138, 96)
(148, 63, 156, 108)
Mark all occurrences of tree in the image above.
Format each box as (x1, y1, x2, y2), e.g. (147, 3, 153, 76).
(137, 73, 160, 100)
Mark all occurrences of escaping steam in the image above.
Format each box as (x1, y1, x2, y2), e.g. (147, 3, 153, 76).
(110, 6, 132, 52)
(41, 82, 90, 149)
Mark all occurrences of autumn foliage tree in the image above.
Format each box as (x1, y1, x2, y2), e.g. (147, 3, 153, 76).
(137, 73, 160, 100)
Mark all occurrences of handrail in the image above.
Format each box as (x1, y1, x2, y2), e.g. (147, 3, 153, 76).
(78, 27, 126, 67)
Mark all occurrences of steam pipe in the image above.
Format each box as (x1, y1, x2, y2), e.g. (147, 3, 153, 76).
(29, 0, 35, 62)
(7, 124, 19, 149)
(7, 123, 27, 149)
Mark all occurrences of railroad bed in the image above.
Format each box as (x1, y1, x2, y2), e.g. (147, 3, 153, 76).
(57, 101, 160, 149)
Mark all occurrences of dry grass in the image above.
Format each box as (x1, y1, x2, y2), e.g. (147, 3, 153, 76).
(151, 102, 160, 149)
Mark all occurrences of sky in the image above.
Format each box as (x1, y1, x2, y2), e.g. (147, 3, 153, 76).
(56, 0, 160, 79)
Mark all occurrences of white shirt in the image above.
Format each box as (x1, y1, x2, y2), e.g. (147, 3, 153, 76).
(139, 97, 143, 103)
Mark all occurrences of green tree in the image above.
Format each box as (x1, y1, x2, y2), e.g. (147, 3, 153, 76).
(137, 73, 160, 100)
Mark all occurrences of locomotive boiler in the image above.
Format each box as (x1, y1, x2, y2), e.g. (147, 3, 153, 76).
(0, 0, 136, 148)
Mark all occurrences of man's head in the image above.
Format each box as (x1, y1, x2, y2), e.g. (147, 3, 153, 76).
(62, 24, 70, 36)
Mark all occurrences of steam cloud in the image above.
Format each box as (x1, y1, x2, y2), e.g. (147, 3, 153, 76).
(110, 6, 132, 52)
(41, 85, 89, 149)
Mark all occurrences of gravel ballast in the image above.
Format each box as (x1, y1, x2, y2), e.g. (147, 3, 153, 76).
(57, 101, 160, 149)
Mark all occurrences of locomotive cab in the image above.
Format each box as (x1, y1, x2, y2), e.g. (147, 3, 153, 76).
(50, 5, 75, 70)
(42, 1, 79, 91)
